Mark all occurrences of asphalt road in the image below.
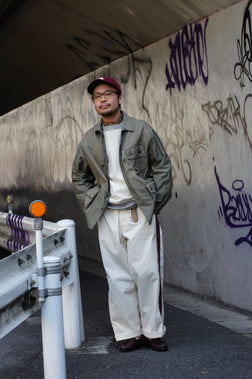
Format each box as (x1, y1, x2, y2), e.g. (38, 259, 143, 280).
(0, 268, 252, 379)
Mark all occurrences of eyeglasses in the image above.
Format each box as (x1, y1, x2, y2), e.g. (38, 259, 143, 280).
(92, 90, 118, 101)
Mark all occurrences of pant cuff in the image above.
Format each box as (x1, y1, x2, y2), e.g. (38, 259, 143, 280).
(114, 331, 142, 342)
(142, 325, 166, 339)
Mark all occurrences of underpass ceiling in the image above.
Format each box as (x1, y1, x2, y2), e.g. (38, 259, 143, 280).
(0, 0, 241, 116)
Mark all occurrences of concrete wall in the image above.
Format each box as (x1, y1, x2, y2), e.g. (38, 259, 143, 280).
(0, 0, 251, 311)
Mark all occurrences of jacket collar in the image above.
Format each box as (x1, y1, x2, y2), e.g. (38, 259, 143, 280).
(94, 111, 134, 134)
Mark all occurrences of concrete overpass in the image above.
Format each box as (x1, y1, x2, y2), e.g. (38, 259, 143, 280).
(0, 0, 251, 314)
(0, 0, 241, 116)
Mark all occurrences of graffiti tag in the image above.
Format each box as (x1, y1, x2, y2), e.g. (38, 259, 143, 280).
(187, 125, 209, 157)
(215, 166, 252, 247)
(202, 94, 252, 149)
(5, 214, 30, 251)
(66, 29, 143, 72)
(234, 0, 252, 87)
(165, 19, 209, 93)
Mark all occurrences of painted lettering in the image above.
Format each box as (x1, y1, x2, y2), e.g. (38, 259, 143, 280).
(215, 166, 252, 247)
(234, 0, 252, 87)
(165, 19, 209, 93)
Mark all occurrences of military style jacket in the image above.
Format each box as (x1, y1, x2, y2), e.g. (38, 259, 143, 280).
(72, 112, 172, 229)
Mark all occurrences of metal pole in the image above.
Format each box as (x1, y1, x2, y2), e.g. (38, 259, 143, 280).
(6, 195, 13, 214)
(35, 218, 45, 302)
(29, 201, 66, 378)
(57, 219, 85, 349)
(29, 201, 47, 302)
(41, 256, 66, 379)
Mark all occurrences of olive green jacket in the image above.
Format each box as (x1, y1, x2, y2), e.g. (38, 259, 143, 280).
(72, 112, 172, 229)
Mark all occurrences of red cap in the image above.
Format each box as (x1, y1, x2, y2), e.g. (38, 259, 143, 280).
(87, 76, 121, 95)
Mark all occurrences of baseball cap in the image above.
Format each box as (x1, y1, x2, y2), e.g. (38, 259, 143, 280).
(87, 76, 122, 95)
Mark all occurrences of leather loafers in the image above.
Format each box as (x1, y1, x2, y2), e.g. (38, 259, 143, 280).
(118, 335, 144, 352)
(144, 337, 168, 352)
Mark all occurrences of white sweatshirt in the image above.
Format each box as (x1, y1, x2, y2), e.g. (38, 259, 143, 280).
(103, 123, 135, 208)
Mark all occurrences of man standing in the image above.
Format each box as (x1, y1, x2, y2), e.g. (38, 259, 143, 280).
(72, 77, 172, 352)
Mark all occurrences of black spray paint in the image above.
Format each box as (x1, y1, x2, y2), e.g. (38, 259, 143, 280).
(234, 0, 252, 87)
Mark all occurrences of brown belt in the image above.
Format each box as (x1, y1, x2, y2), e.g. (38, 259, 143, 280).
(130, 208, 138, 223)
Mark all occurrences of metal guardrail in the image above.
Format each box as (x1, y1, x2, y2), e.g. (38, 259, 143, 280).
(0, 228, 68, 338)
(0, 203, 85, 379)
(0, 211, 58, 253)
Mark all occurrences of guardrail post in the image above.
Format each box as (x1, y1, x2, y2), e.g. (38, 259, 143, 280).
(57, 219, 85, 349)
(41, 256, 66, 379)
(7, 195, 13, 214)
(29, 201, 47, 302)
(29, 201, 66, 378)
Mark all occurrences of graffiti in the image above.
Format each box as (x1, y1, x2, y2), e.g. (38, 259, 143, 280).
(165, 19, 209, 94)
(215, 166, 252, 247)
(202, 94, 252, 149)
(159, 102, 192, 185)
(66, 29, 143, 72)
(156, 96, 209, 185)
(120, 54, 153, 119)
(52, 115, 83, 187)
(67, 29, 153, 119)
(234, 0, 252, 87)
(168, 124, 192, 185)
(0, 45, 153, 191)
(7, 97, 84, 191)
(187, 125, 209, 157)
(5, 214, 30, 251)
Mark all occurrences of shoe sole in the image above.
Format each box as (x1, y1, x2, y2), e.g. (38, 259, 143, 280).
(118, 340, 144, 352)
(144, 340, 169, 352)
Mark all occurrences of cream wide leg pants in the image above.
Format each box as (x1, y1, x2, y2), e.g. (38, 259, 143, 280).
(98, 207, 166, 341)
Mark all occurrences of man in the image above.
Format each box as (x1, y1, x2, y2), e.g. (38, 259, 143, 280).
(72, 77, 172, 352)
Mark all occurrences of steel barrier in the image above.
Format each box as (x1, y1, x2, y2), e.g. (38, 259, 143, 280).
(0, 203, 85, 379)
(0, 211, 58, 253)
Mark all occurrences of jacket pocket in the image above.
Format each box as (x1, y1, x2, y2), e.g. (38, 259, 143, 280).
(126, 145, 146, 159)
(125, 145, 147, 174)
(145, 180, 156, 197)
(84, 186, 100, 210)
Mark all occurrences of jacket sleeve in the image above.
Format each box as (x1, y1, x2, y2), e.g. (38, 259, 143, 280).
(72, 142, 95, 210)
(149, 130, 172, 214)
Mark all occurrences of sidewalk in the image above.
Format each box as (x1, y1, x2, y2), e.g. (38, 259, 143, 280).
(0, 257, 252, 379)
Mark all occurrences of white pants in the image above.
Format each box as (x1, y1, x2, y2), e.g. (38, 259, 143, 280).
(98, 207, 166, 341)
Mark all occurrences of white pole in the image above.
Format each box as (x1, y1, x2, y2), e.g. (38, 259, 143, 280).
(35, 220, 45, 302)
(41, 256, 66, 379)
(57, 219, 85, 349)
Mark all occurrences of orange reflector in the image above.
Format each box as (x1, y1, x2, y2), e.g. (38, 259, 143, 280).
(29, 200, 47, 218)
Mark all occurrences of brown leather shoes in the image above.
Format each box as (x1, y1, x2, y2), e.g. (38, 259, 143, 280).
(144, 337, 168, 351)
(118, 336, 144, 352)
